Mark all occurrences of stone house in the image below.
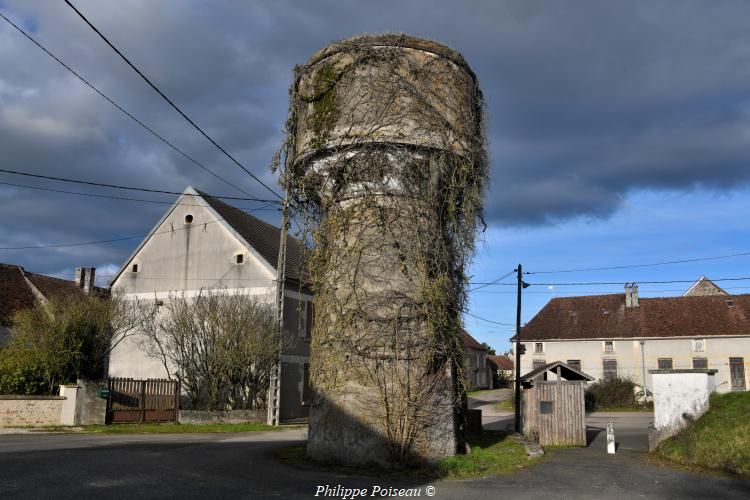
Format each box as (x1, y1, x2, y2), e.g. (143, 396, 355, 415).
(462, 331, 490, 390)
(0, 263, 100, 345)
(107, 187, 311, 422)
(487, 354, 513, 387)
(514, 280, 749, 394)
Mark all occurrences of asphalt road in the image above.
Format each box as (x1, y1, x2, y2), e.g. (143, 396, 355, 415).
(2, 426, 749, 499)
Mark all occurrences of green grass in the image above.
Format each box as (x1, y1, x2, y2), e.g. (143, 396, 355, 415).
(437, 432, 537, 479)
(466, 388, 501, 397)
(17, 422, 282, 434)
(496, 396, 515, 412)
(275, 431, 538, 480)
(654, 392, 750, 477)
(589, 404, 653, 412)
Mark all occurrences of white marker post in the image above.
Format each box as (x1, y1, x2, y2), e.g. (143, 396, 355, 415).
(607, 421, 616, 454)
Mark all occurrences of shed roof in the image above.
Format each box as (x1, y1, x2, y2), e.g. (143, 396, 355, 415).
(520, 361, 594, 382)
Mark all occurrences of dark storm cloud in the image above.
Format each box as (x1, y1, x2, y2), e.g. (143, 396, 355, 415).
(1, 0, 750, 274)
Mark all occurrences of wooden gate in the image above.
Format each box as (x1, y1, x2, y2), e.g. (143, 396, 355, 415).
(107, 378, 180, 423)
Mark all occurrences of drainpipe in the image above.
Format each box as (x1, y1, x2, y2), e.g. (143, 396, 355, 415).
(640, 340, 647, 392)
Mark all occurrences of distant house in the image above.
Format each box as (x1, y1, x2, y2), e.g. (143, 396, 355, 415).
(514, 280, 750, 394)
(462, 331, 490, 390)
(0, 263, 99, 345)
(487, 354, 513, 387)
(107, 187, 311, 422)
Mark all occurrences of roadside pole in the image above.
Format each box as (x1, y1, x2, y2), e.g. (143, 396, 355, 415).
(514, 264, 524, 433)
(267, 196, 289, 426)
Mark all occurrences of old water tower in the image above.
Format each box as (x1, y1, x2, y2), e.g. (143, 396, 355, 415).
(285, 34, 486, 466)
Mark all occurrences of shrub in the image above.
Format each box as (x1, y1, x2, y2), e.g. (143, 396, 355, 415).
(585, 377, 638, 410)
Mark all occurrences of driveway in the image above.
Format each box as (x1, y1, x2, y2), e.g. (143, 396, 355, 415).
(1, 425, 748, 499)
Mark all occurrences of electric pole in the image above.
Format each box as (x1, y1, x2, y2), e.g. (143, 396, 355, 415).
(514, 263, 525, 433)
(267, 196, 289, 426)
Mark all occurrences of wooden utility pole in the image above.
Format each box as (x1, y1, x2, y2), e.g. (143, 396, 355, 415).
(514, 263, 523, 433)
(267, 197, 289, 426)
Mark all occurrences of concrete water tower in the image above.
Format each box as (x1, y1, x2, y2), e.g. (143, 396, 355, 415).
(285, 34, 486, 466)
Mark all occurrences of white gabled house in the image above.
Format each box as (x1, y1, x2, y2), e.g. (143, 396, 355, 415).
(108, 187, 311, 422)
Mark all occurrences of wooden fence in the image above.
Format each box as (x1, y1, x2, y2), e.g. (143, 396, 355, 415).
(107, 378, 180, 424)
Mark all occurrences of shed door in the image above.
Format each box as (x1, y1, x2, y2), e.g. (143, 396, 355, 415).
(730, 357, 746, 391)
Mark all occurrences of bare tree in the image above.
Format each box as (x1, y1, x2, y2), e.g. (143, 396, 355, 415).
(137, 289, 279, 410)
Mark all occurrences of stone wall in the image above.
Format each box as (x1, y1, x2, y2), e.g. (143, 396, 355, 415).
(0, 396, 65, 427)
(178, 409, 265, 424)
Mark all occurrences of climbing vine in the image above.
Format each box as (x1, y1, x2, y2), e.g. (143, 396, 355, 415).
(274, 34, 487, 467)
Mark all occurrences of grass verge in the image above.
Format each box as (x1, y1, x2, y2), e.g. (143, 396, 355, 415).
(653, 392, 750, 477)
(17, 422, 282, 434)
(275, 431, 540, 480)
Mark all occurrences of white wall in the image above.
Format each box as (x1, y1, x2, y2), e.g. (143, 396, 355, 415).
(651, 371, 716, 432)
(513, 336, 750, 393)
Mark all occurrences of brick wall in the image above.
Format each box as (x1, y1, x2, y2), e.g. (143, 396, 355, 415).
(0, 396, 65, 426)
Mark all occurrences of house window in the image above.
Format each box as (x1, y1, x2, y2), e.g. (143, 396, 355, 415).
(658, 358, 673, 370)
(567, 360, 581, 371)
(533, 359, 546, 381)
(132, 264, 138, 273)
(534, 342, 544, 354)
(693, 339, 705, 352)
(604, 341, 614, 353)
(602, 359, 617, 380)
(692, 358, 708, 369)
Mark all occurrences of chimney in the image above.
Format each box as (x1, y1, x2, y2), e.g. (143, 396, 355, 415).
(625, 283, 639, 308)
(75, 267, 85, 288)
(75, 267, 96, 295)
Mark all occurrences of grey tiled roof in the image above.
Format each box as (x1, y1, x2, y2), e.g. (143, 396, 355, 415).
(197, 191, 307, 283)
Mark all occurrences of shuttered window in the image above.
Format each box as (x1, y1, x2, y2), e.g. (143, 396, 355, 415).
(602, 359, 617, 380)
(692, 358, 708, 369)
(658, 358, 673, 370)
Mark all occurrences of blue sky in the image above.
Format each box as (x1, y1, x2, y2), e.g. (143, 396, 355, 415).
(1, 1, 750, 352)
(468, 187, 750, 351)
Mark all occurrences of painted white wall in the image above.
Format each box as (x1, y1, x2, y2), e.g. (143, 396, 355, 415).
(513, 336, 749, 393)
(651, 371, 716, 432)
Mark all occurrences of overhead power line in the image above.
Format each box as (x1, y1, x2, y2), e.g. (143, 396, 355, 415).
(527, 251, 750, 274)
(0, 10, 259, 200)
(64, 0, 283, 201)
(0, 180, 280, 211)
(469, 277, 750, 286)
(469, 269, 515, 292)
(0, 217, 225, 250)
(0, 168, 279, 203)
(463, 310, 515, 326)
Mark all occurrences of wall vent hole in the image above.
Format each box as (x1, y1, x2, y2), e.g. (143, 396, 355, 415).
(185, 214, 194, 224)
(236, 254, 244, 264)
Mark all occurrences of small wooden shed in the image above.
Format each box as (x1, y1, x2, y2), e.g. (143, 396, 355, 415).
(520, 361, 594, 446)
